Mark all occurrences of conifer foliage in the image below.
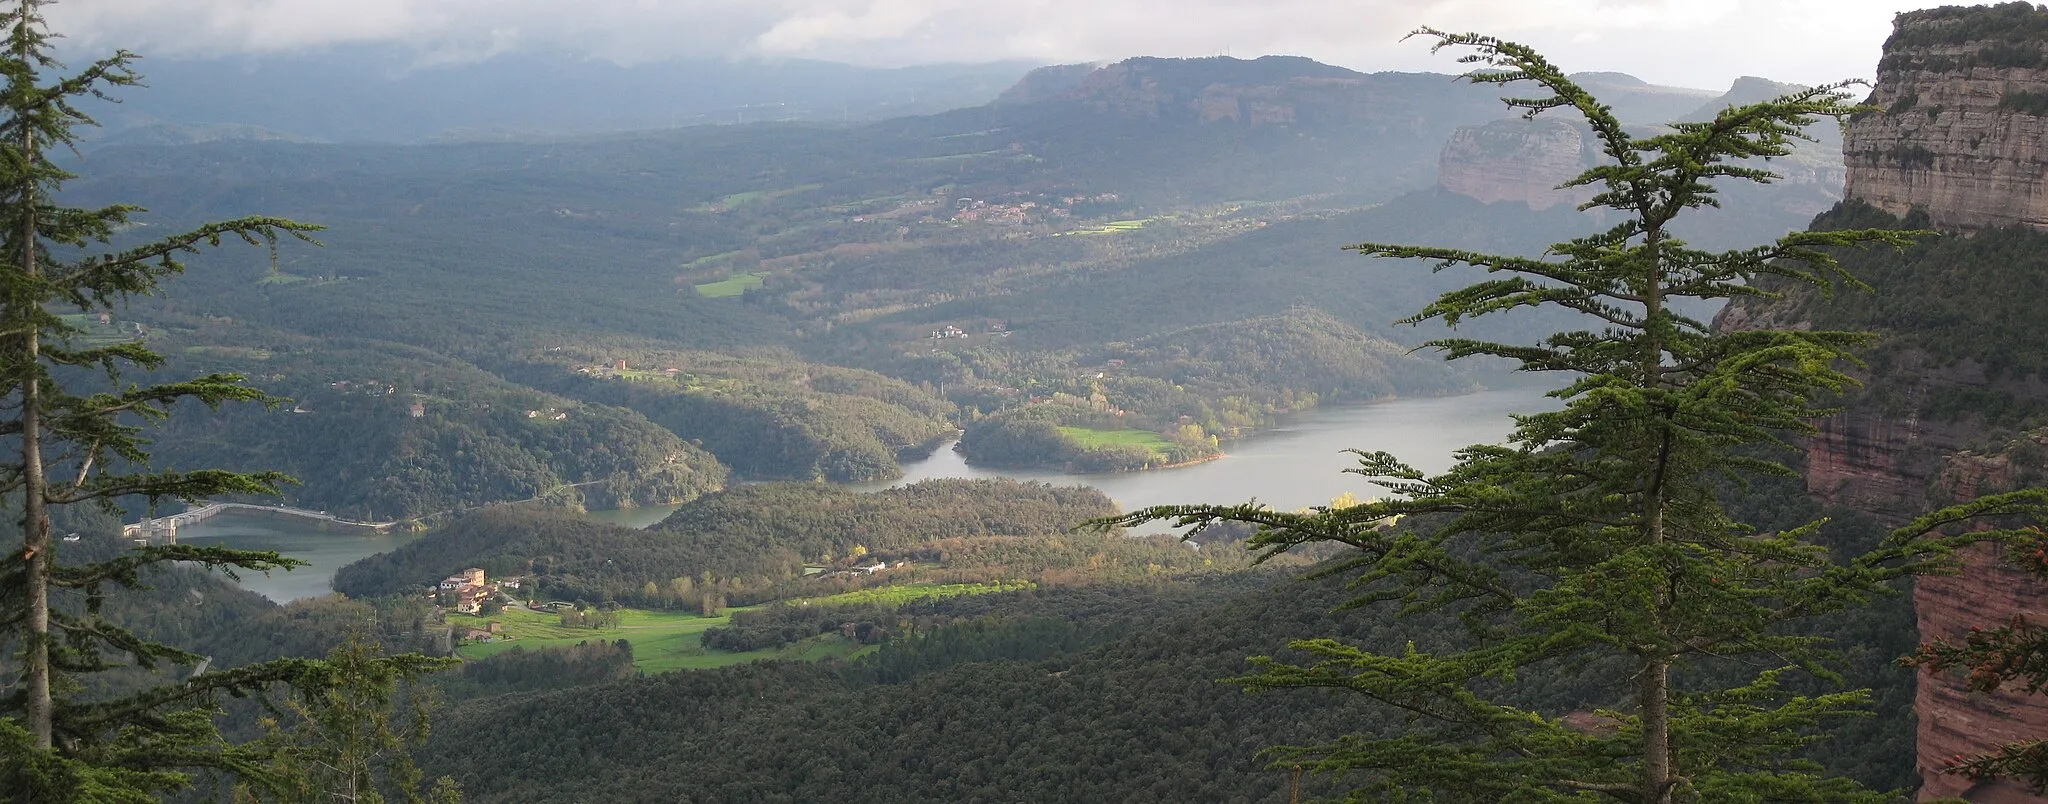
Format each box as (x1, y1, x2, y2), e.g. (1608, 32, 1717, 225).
(1106, 30, 2048, 802)
(0, 1, 438, 800)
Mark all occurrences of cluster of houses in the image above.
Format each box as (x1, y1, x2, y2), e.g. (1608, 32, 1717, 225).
(437, 568, 522, 615)
(328, 380, 399, 396)
(812, 560, 900, 581)
(929, 321, 1012, 341)
(952, 198, 1036, 225)
(574, 360, 686, 382)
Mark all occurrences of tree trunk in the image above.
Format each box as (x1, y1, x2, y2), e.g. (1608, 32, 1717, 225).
(19, 105, 50, 748)
(1641, 657, 1672, 802)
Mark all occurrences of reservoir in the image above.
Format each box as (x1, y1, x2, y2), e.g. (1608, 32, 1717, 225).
(855, 385, 1555, 517)
(174, 515, 422, 603)
(179, 385, 1554, 601)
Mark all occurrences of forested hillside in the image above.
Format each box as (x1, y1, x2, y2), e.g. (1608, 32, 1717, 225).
(504, 346, 954, 482)
(332, 479, 1221, 609)
(416, 502, 1916, 804)
(141, 325, 728, 520)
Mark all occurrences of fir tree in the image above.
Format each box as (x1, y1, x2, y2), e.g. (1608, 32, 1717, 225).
(1106, 30, 2048, 802)
(236, 636, 460, 804)
(0, 1, 434, 800)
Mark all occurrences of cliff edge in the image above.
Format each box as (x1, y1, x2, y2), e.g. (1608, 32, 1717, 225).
(1845, 3, 2048, 231)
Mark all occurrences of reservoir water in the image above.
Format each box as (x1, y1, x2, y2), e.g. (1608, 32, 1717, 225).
(174, 515, 422, 603)
(856, 385, 1555, 518)
(176, 385, 1556, 601)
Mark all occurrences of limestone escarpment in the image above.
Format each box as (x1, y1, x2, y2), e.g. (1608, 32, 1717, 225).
(1435, 119, 1596, 210)
(1844, 3, 2048, 231)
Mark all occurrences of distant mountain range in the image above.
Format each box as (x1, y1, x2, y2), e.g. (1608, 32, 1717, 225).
(73, 46, 1039, 144)
(73, 47, 1779, 147)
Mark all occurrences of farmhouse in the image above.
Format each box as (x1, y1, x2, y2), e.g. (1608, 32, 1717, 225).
(439, 567, 486, 591)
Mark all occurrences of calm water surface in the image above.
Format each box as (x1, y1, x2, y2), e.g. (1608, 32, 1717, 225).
(184, 386, 1556, 600)
(175, 516, 421, 603)
(855, 385, 1558, 520)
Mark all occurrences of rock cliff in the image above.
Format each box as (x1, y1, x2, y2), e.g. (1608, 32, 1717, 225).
(1433, 77, 1843, 228)
(1828, 7, 2048, 799)
(1435, 119, 1596, 210)
(1916, 434, 2048, 802)
(1844, 3, 2048, 231)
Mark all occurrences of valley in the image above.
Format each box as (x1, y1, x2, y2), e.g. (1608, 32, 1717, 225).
(18, 3, 2043, 802)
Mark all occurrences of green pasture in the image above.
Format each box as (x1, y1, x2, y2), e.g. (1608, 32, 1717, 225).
(1058, 426, 1174, 454)
(183, 345, 275, 361)
(694, 272, 768, 298)
(1066, 218, 1155, 236)
(785, 580, 1029, 609)
(693, 184, 824, 212)
(58, 313, 141, 347)
(450, 606, 750, 670)
(446, 581, 1017, 673)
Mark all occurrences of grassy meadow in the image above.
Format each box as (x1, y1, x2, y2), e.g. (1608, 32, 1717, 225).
(693, 271, 768, 297)
(448, 581, 1023, 673)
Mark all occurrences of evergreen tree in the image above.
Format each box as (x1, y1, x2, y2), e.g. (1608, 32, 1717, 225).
(1107, 30, 2048, 802)
(0, 2, 434, 800)
(235, 636, 460, 804)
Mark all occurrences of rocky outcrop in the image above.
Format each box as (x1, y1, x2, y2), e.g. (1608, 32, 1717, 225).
(1915, 434, 2048, 803)
(1844, 4, 2048, 231)
(992, 63, 1102, 105)
(1827, 8, 2048, 798)
(1436, 119, 1596, 210)
(1714, 296, 2048, 800)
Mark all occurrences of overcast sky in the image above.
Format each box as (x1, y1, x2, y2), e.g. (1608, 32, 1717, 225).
(49, 0, 1937, 90)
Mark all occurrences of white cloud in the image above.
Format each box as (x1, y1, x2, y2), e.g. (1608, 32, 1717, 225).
(45, 0, 1928, 89)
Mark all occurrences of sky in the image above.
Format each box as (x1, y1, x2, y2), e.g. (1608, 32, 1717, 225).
(49, 0, 1941, 90)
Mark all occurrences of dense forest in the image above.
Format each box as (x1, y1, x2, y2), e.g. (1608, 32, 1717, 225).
(413, 490, 1918, 804)
(137, 326, 729, 520)
(331, 479, 1230, 610)
(504, 345, 955, 482)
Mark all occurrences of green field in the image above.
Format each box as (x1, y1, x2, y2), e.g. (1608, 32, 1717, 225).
(1067, 218, 1155, 236)
(693, 271, 768, 298)
(446, 587, 1016, 673)
(1058, 426, 1174, 454)
(694, 184, 824, 212)
(786, 580, 1029, 609)
(449, 606, 785, 672)
(58, 313, 141, 347)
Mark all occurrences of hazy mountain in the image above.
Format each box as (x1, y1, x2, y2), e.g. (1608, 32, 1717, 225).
(75, 46, 1038, 144)
(1567, 71, 1720, 124)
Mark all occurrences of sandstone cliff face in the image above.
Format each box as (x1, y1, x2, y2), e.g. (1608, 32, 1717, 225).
(1711, 313, 2048, 801)
(1831, 9, 2048, 799)
(1844, 6, 2048, 231)
(1435, 119, 1595, 210)
(1915, 434, 2048, 803)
